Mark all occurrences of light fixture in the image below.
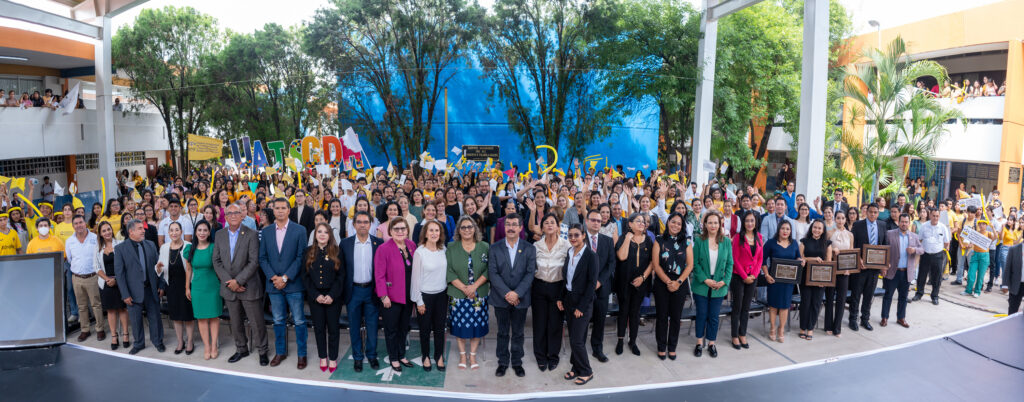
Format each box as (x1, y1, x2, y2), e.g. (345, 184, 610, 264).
(0, 55, 29, 61)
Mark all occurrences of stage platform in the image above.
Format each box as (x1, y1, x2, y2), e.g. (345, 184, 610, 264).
(3, 313, 1021, 401)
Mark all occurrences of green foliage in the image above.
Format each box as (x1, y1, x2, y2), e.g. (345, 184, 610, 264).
(112, 6, 222, 174)
(840, 36, 963, 203)
(206, 24, 331, 144)
(305, 0, 485, 166)
(589, 0, 699, 168)
(477, 0, 616, 163)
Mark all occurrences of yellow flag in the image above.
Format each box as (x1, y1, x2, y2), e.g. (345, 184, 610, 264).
(669, 173, 680, 182)
(675, 150, 683, 164)
(589, 160, 598, 171)
(10, 177, 25, 192)
(0, 175, 10, 187)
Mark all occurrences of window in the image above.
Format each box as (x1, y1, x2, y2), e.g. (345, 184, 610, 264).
(115, 152, 145, 168)
(0, 76, 45, 96)
(0, 156, 65, 177)
(75, 154, 99, 171)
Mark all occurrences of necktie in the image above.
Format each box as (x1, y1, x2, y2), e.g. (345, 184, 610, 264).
(135, 242, 146, 275)
(591, 234, 598, 251)
(869, 222, 877, 245)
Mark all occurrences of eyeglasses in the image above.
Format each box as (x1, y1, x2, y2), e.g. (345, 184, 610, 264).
(226, 211, 242, 216)
(587, 218, 602, 223)
(505, 222, 521, 227)
(392, 226, 408, 232)
(459, 226, 475, 230)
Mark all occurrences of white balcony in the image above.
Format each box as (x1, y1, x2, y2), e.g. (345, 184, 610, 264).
(0, 107, 169, 160)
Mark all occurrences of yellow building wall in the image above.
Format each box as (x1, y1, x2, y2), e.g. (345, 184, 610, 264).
(998, 40, 1024, 210)
(849, 0, 1024, 59)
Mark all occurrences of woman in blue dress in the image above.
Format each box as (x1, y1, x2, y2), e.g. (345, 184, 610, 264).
(446, 216, 490, 370)
(762, 220, 801, 343)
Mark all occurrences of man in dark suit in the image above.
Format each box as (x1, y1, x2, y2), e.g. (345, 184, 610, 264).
(822, 188, 849, 216)
(561, 226, 598, 385)
(113, 219, 165, 355)
(488, 213, 537, 378)
(290, 189, 315, 235)
(1005, 243, 1024, 314)
(260, 197, 309, 369)
(849, 203, 888, 331)
(583, 209, 615, 362)
(212, 202, 269, 366)
(339, 211, 384, 372)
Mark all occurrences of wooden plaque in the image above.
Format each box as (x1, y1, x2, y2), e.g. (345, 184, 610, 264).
(862, 245, 889, 270)
(769, 258, 803, 285)
(836, 249, 862, 274)
(805, 261, 837, 287)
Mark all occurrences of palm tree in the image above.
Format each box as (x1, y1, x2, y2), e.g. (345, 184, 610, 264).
(840, 36, 963, 203)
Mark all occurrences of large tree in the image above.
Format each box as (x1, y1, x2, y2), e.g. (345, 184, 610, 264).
(304, 0, 485, 166)
(112, 6, 221, 173)
(477, 0, 617, 164)
(207, 23, 331, 144)
(590, 0, 699, 169)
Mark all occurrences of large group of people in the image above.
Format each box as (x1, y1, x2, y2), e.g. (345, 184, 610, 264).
(0, 88, 85, 110)
(920, 76, 1007, 101)
(1, 160, 1022, 386)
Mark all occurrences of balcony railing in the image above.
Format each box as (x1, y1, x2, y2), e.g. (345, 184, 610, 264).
(0, 107, 168, 160)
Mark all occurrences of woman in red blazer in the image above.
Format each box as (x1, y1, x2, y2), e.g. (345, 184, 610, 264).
(375, 217, 418, 372)
(730, 210, 763, 350)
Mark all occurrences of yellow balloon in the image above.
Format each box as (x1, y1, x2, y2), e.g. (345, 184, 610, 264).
(536, 145, 558, 175)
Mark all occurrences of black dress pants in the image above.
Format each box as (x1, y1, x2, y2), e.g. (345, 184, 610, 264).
(566, 304, 593, 377)
(798, 284, 825, 331)
(495, 305, 528, 367)
(915, 252, 945, 300)
(653, 279, 685, 352)
(531, 279, 564, 366)
(849, 271, 879, 323)
(617, 281, 648, 343)
(589, 286, 611, 353)
(417, 292, 448, 361)
(823, 274, 850, 334)
(729, 274, 756, 338)
(381, 302, 413, 363)
(1009, 291, 1023, 315)
(309, 297, 342, 360)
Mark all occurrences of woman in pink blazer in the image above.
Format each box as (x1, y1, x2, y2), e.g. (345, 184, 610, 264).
(375, 217, 418, 372)
(730, 210, 763, 349)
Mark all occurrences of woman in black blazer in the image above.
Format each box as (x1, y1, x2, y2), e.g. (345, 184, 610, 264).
(560, 224, 597, 385)
(303, 223, 346, 373)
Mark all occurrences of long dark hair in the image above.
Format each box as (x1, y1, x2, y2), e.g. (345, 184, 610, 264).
(774, 220, 793, 244)
(803, 219, 828, 252)
(305, 223, 341, 271)
(659, 212, 688, 245)
(739, 210, 762, 246)
(186, 220, 212, 262)
(88, 202, 103, 228)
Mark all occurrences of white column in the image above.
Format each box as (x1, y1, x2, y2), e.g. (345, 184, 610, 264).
(795, 0, 829, 201)
(690, 0, 718, 186)
(94, 16, 117, 197)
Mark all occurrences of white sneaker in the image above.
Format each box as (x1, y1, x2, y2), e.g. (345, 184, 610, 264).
(972, 293, 980, 298)
(68, 315, 79, 323)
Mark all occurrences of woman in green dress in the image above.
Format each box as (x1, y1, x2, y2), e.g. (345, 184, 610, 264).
(184, 221, 222, 360)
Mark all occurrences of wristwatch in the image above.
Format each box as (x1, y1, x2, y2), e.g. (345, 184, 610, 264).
(281, 275, 289, 283)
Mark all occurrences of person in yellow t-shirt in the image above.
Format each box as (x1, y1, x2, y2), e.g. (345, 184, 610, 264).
(54, 204, 76, 243)
(0, 213, 21, 255)
(98, 198, 123, 237)
(26, 218, 64, 257)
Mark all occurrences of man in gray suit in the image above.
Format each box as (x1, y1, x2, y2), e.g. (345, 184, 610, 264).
(213, 202, 269, 366)
(488, 213, 536, 378)
(113, 219, 165, 355)
(760, 197, 796, 241)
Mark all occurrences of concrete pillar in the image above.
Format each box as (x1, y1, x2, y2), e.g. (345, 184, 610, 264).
(95, 16, 117, 197)
(997, 39, 1024, 211)
(690, 0, 718, 186)
(795, 0, 828, 202)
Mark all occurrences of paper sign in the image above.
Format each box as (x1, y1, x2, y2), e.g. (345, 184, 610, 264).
(315, 164, 330, 176)
(451, 146, 462, 156)
(957, 196, 982, 210)
(399, 175, 407, 185)
(703, 160, 716, 173)
(961, 226, 993, 250)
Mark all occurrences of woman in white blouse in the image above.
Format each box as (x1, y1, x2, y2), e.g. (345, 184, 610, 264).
(532, 212, 571, 371)
(410, 220, 449, 371)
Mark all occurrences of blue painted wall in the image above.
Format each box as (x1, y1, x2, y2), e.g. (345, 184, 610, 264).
(338, 63, 659, 171)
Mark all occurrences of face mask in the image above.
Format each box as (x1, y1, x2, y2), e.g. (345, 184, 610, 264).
(38, 226, 50, 236)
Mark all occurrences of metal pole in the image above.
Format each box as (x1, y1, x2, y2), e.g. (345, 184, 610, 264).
(444, 87, 449, 160)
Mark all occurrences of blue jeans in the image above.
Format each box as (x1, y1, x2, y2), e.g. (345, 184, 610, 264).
(347, 286, 379, 360)
(269, 291, 307, 357)
(994, 245, 1008, 287)
(692, 293, 724, 341)
(65, 261, 78, 317)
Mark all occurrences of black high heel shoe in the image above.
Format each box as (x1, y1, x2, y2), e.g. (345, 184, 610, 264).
(122, 332, 130, 349)
(111, 334, 119, 351)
